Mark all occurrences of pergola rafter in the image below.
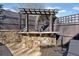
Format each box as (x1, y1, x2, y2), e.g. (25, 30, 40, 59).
(19, 8, 58, 15)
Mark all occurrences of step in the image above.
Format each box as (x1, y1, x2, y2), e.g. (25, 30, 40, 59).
(12, 47, 26, 54)
(14, 48, 29, 56)
(18, 47, 40, 56)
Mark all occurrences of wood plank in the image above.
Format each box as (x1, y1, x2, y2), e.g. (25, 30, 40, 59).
(18, 31, 60, 35)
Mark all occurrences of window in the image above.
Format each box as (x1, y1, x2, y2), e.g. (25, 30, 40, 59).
(69, 20, 72, 23)
(68, 16, 72, 23)
(72, 15, 75, 18)
(74, 19, 78, 22)
(75, 14, 79, 17)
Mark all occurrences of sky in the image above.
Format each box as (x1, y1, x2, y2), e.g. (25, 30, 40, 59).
(1, 3, 79, 17)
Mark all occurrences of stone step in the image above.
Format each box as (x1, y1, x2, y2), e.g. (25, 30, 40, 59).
(14, 48, 29, 56)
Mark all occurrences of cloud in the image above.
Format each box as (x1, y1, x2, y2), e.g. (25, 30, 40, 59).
(45, 6, 61, 9)
(44, 6, 68, 17)
(73, 6, 79, 10)
(44, 6, 66, 13)
(19, 3, 45, 9)
(56, 9, 67, 17)
(59, 10, 66, 13)
(3, 7, 18, 12)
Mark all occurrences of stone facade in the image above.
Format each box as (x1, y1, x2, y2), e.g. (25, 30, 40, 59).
(0, 9, 25, 30)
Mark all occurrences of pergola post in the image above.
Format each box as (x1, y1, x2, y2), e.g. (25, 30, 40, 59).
(35, 15, 39, 31)
(25, 14, 29, 32)
(54, 19, 57, 31)
(49, 15, 53, 32)
(19, 12, 22, 30)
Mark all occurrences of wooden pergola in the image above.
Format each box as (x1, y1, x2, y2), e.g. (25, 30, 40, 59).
(19, 8, 58, 32)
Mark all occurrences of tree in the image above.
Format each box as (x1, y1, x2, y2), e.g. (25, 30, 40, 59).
(0, 4, 3, 9)
(0, 4, 3, 14)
